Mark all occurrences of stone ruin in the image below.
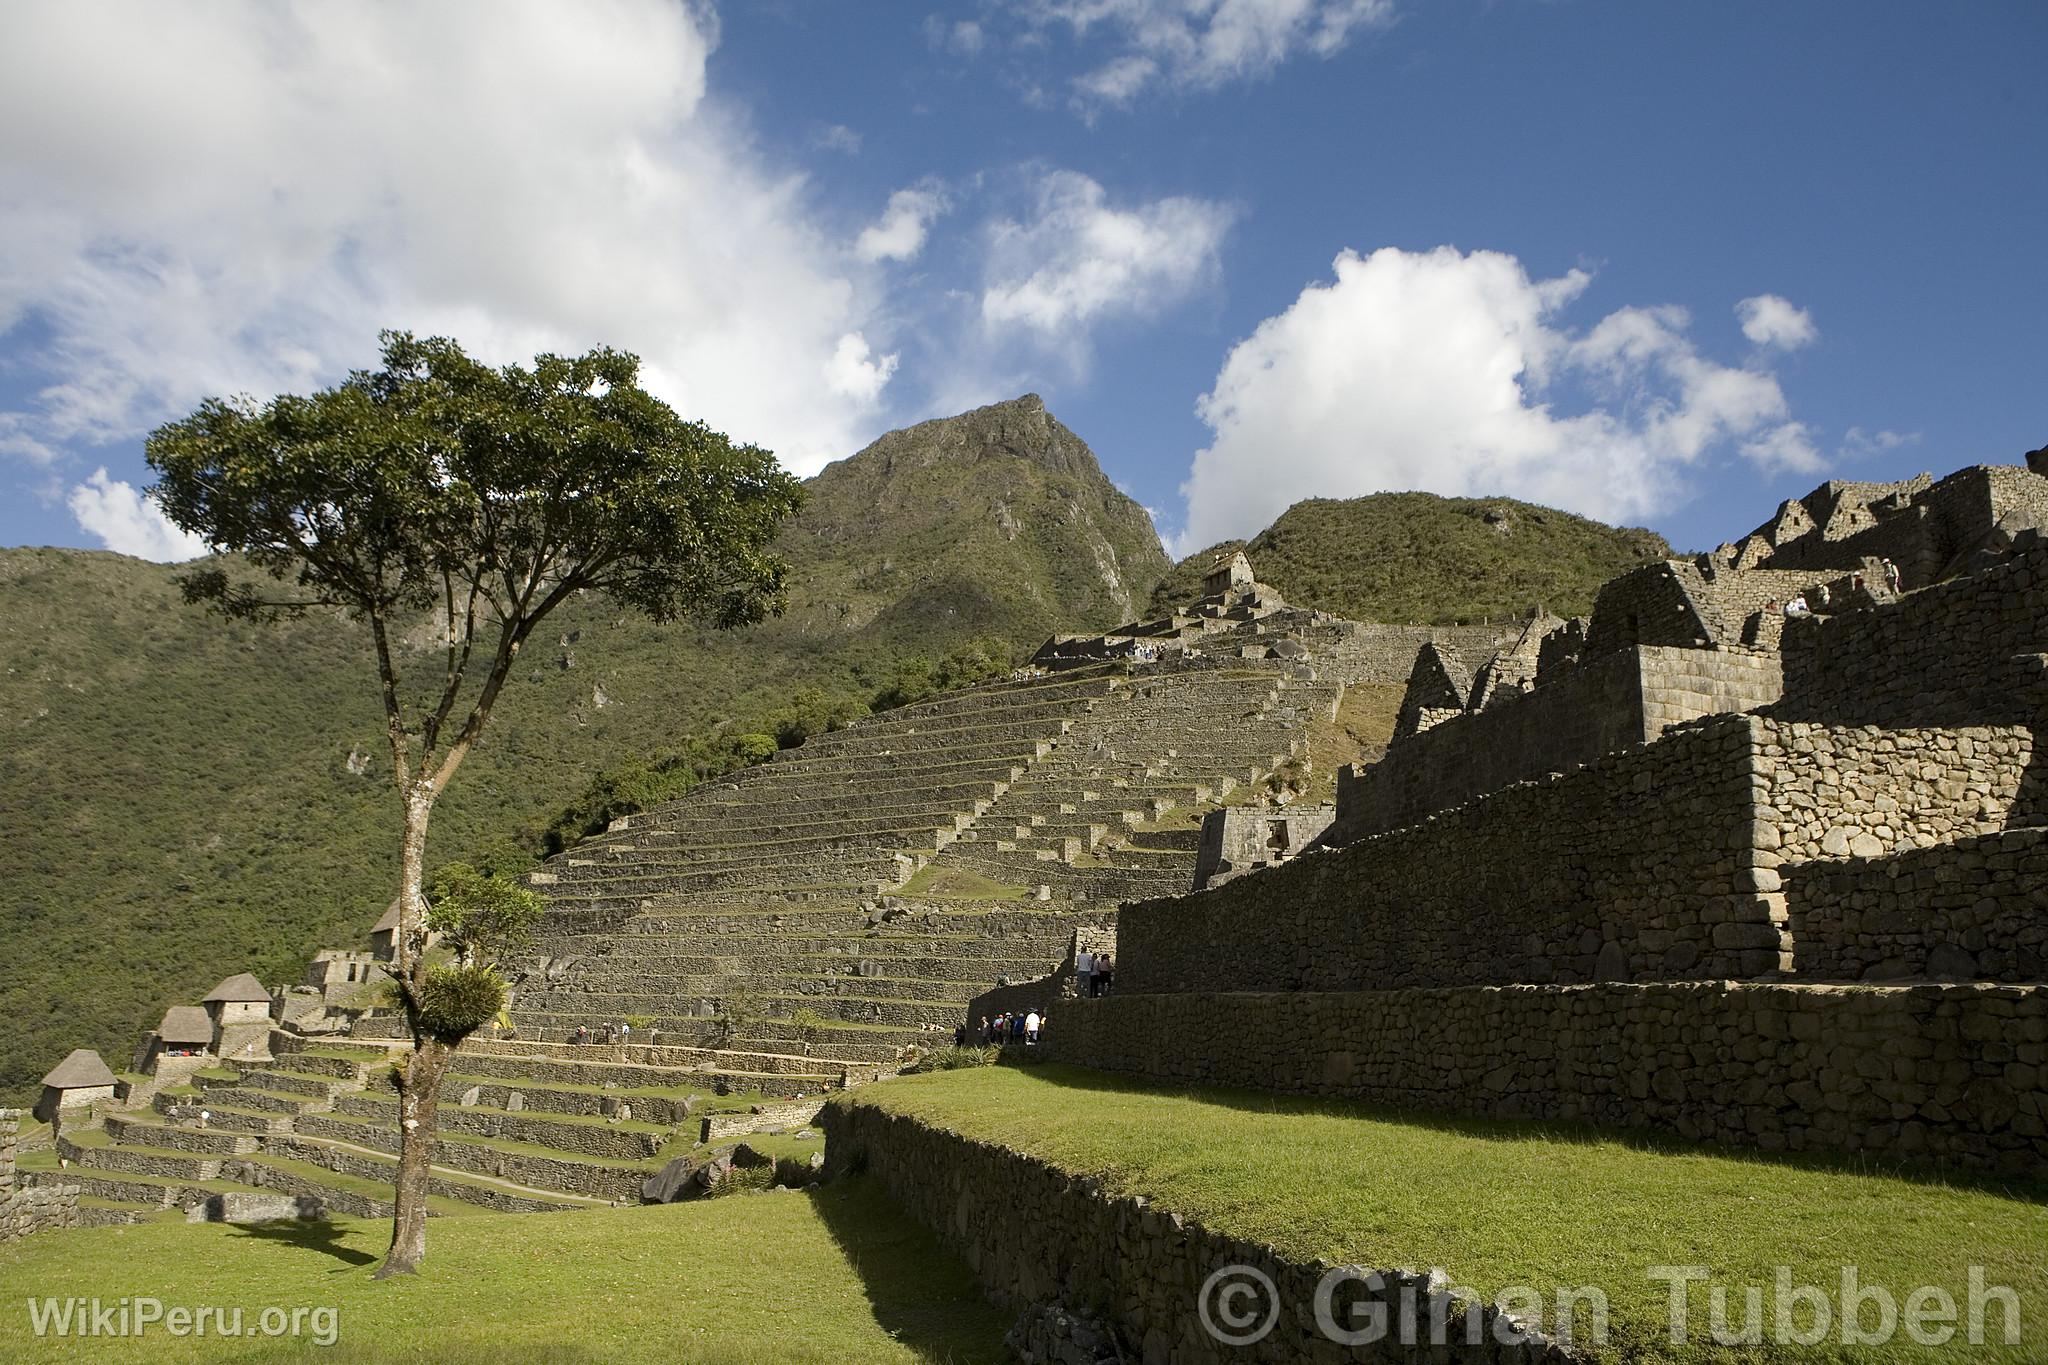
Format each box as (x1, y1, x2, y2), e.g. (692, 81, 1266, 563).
(15, 451, 2048, 1238)
(1050, 454, 2048, 1179)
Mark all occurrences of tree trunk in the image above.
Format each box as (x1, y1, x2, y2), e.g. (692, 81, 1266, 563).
(376, 1032, 453, 1278)
(376, 780, 444, 1280)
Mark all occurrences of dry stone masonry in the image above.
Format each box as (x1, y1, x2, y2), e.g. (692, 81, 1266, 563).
(1047, 460, 2048, 1178)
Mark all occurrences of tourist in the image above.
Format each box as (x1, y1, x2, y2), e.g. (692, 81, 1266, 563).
(1096, 954, 1114, 995)
(574, 1024, 588, 1045)
(619, 1021, 633, 1047)
(1883, 557, 1902, 593)
(1784, 594, 1811, 618)
(1024, 1010, 1041, 1045)
(953, 1023, 966, 1047)
(1011, 1013, 1027, 1043)
(978, 1015, 992, 1044)
(993, 1012, 1007, 1043)
(1075, 948, 1094, 996)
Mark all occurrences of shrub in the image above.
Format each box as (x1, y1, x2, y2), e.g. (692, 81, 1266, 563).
(921, 1044, 1002, 1071)
(707, 1163, 775, 1198)
(415, 964, 507, 1041)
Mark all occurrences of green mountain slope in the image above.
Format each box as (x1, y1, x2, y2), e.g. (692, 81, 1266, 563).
(1152, 493, 1672, 624)
(0, 395, 1169, 1102)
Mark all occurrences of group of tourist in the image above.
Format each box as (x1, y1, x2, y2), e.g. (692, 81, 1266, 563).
(1775, 559, 1905, 620)
(968, 1010, 1042, 1046)
(570, 1022, 637, 1046)
(1075, 949, 1114, 997)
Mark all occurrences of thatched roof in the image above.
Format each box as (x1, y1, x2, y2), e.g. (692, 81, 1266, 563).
(202, 972, 271, 1004)
(41, 1048, 116, 1089)
(156, 1005, 214, 1046)
(373, 899, 401, 934)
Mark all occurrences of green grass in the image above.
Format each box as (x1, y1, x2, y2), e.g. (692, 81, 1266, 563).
(0, 1180, 1007, 1364)
(845, 1066, 2048, 1363)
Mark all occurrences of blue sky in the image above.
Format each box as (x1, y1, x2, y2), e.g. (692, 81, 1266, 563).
(1, 1, 2043, 563)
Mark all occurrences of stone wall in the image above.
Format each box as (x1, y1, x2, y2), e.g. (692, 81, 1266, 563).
(822, 1098, 1566, 1365)
(1758, 723, 2031, 864)
(1046, 985, 2048, 1177)
(1339, 646, 1780, 843)
(1762, 465, 2048, 585)
(1338, 647, 1646, 842)
(1778, 541, 2048, 728)
(1784, 827, 2048, 982)
(1137, 713, 2032, 997)
(699, 1098, 825, 1144)
(1, 1109, 80, 1242)
(1178, 717, 1768, 991)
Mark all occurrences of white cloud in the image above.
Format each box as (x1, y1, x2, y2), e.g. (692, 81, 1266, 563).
(856, 183, 950, 263)
(0, 0, 899, 516)
(0, 413, 57, 466)
(813, 123, 863, 155)
(1021, 0, 1395, 108)
(1177, 245, 1828, 552)
(1736, 293, 1818, 350)
(1841, 426, 1918, 459)
(982, 170, 1235, 340)
(66, 468, 207, 561)
(926, 16, 988, 56)
(1740, 421, 1823, 474)
(825, 332, 899, 404)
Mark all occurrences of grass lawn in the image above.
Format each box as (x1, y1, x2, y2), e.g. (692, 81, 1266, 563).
(0, 1180, 1006, 1364)
(845, 1065, 2048, 1363)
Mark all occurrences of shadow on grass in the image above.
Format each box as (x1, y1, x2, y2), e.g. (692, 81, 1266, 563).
(226, 1216, 379, 1268)
(809, 1178, 1010, 1365)
(973, 1061, 2048, 1206)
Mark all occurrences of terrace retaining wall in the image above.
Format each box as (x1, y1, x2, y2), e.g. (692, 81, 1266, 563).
(1046, 984, 2048, 1177)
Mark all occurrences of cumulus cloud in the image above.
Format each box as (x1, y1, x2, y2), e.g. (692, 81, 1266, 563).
(0, 0, 901, 543)
(856, 183, 950, 263)
(1177, 245, 1827, 552)
(67, 469, 207, 561)
(1736, 293, 1819, 350)
(1019, 0, 1395, 108)
(982, 170, 1235, 340)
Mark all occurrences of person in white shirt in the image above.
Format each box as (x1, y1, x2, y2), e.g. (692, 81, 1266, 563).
(1784, 594, 1811, 618)
(1024, 1010, 1042, 1044)
(1075, 950, 1094, 996)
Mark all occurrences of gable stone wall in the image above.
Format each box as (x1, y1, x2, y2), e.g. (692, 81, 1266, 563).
(1336, 646, 1781, 844)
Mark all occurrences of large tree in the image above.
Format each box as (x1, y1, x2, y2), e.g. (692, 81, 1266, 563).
(147, 333, 803, 1276)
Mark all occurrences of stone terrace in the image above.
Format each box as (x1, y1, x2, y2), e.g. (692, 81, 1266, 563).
(504, 657, 1326, 1077)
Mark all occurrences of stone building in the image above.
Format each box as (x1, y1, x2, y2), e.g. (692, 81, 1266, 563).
(1190, 804, 1336, 889)
(202, 973, 274, 1063)
(137, 1005, 213, 1082)
(369, 900, 400, 961)
(33, 1049, 116, 1127)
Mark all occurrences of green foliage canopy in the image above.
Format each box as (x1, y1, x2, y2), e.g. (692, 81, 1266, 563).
(425, 861, 546, 968)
